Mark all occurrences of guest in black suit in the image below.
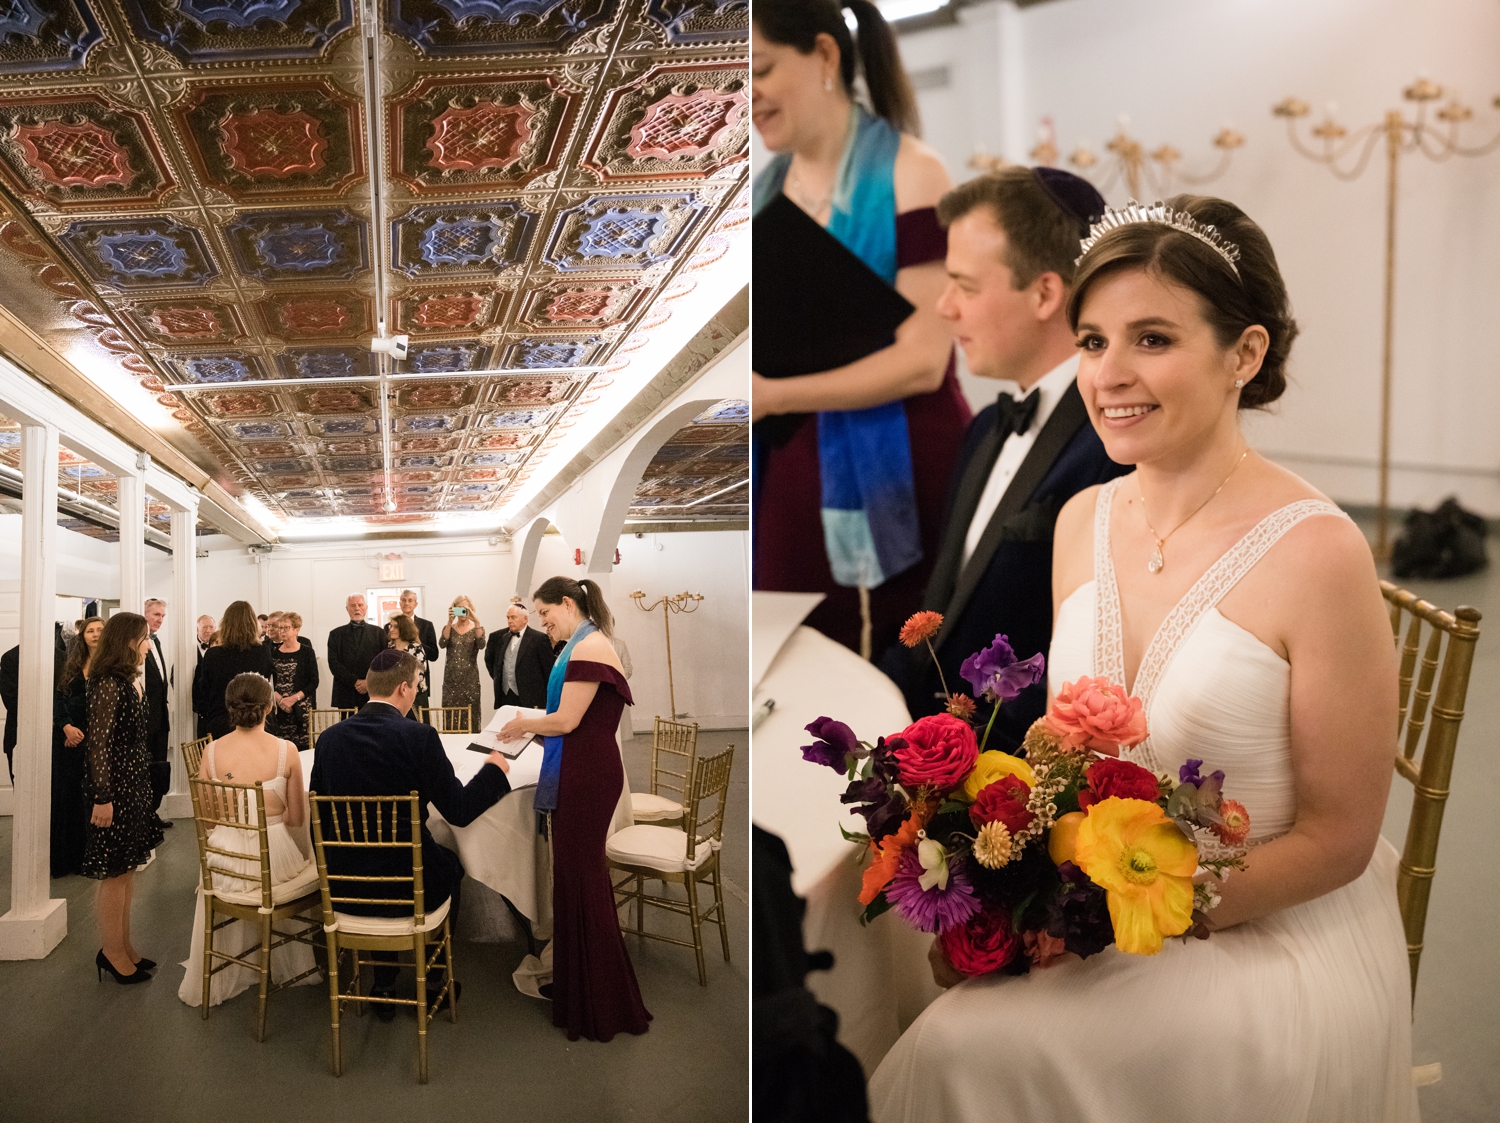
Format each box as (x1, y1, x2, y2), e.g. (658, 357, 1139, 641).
(484, 603, 555, 711)
(310, 648, 511, 1013)
(198, 601, 274, 740)
(142, 599, 173, 827)
(192, 615, 215, 739)
(398, 589, 440, 665)
(0, 643, 17, 782)
(327, 594, 385, 711)
(881, 168, 1129, 749)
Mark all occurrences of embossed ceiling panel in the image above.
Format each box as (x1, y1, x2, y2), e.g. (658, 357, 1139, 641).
(628, 396, 745, 521)
(0, 0, 746, 532)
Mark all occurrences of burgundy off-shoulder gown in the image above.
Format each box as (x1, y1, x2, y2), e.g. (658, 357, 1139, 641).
(551, 659, 652, 1041)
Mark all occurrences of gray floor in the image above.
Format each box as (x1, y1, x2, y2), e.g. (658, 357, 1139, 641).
(0, 729, 748, 1123)
(1366, 530, 1499, 1123)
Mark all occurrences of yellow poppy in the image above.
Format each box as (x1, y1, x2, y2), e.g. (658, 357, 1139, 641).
(958, 750, 1038, 803)
(1073, 797, 1198, 955)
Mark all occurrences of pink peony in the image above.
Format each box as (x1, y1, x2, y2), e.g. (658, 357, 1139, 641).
(1045, 676, 1148, 754)
(892, 714, 979, 792)
(940, 907, 1020, 977)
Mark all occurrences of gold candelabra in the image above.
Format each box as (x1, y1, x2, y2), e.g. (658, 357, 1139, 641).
(970, 114, 1244, 201)
(628, 589, 704, 719)
(1274, 79, 1500, 557)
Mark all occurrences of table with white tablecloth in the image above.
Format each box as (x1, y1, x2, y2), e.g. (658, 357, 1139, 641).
(751, 623, 943, 1077)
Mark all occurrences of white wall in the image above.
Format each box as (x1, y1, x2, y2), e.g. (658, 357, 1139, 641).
(886, 0, 1500, 512)
(192, 527, 748, 734)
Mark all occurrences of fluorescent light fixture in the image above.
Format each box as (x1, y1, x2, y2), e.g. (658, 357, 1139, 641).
(877, 0, 946, 21)
(646, 478, 747, 510)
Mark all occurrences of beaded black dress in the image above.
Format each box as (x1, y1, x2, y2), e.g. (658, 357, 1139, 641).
(80, 673, 163, 880)
(439, 626, 485, 734)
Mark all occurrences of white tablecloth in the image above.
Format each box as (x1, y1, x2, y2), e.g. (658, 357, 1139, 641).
(299, 733, 631, 940)
(751, 626, 942, 1076)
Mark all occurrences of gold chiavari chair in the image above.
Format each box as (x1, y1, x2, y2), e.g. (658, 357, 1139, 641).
(307, 707, 356, 748)
(629, 716, 698, 827)
(189, 776, 322, 1041)
(607, 745, 735, 986)
(180, 735, 211, 785)
(1380, 581, 1482, 1006)
(421, 706, 472, 734)
(309, 791, 457, 1084)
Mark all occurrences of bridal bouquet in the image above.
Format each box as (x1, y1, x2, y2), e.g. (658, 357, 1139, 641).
(800, 612, 1250, 976)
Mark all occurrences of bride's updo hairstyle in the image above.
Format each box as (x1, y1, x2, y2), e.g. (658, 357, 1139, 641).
(1066, 194, 1297, 410)
(225, 673, 272, 730)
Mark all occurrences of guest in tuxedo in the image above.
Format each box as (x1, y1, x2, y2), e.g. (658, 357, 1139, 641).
(261, 611, 282, 650)
(327, 594, 384, 711)
(0, 643, 17, 782)
(398, 589, 440, 665)
(198, 601, 274, 740)
(484, 603, 555, 711)
(751, 0, 971, 657)
(142, 598, 173, 829)
(880, 167, 1129, 745)
(310, 648, 511, 1017)
(192, 616, 215, 738)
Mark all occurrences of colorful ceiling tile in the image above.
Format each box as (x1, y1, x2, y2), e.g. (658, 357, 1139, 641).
(0, 1, 746, 528)
(628, 398, 746, 521)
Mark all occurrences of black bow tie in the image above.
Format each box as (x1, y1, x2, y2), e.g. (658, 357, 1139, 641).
(995, 390, 1040, 440)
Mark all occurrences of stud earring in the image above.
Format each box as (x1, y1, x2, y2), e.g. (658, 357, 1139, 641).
(1234, 379, 1244, 388)
(825, 76, 834, 93)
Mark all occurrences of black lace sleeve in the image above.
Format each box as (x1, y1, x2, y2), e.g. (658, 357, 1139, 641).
(85, 675, 122, 804)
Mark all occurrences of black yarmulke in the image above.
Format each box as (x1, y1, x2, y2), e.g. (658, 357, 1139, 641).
(1032, 166, 1106, 233)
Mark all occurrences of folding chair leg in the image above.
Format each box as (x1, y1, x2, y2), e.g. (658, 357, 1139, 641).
(325, 935, 343, 1077)
(200, 899, 215, 1017)
(256, 911, 273, 1042)
(713, 871, 731, 963)
(415, 933, 430, 1084)
(685, 874, 707, 986)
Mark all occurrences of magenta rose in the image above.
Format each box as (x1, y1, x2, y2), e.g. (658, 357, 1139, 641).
(939, 907, 1021, 977)
(891, 714, 979, 792)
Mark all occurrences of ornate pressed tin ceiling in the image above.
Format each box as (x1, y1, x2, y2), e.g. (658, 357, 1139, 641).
(0, 0, 747, 533)
(627, 396, 744, 522)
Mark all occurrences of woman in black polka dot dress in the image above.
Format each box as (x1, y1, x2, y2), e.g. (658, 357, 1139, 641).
(82, 612, 163, 984)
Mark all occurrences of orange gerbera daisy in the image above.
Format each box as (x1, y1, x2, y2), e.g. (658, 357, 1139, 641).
(898, 611, 943, 648)
(859, 802, 932, 905)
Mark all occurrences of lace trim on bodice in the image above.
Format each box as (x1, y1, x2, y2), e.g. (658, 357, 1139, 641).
(207, 738, 291, 826)
(1092, 476, 1349, 775)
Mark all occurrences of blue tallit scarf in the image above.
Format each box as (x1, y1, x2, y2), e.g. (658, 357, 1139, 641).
(752, 104, 923, 588)
(532, 619, 596, 816)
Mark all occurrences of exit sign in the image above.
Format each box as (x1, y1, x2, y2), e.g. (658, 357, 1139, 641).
(379, 554, 404, 582)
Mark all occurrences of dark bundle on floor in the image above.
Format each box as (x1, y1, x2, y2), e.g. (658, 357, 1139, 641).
(753, 826, 869, 1123)
(1392, 497, 1489, 580)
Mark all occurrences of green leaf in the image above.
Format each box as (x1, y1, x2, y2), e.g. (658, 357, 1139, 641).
(838, 823, 871, 846)
(937, 798, 969, 817)
(846, 755, 859, 782)
(1010, 889, 1040, 934)
(860, 892, 894, 927)
(860, 757, 874, 780)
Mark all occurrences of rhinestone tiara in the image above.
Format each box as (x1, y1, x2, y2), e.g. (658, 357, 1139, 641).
(1075, 200, 1242, 278)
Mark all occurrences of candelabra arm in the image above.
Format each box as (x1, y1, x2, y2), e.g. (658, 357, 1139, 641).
(1174, 147, 1234, 187)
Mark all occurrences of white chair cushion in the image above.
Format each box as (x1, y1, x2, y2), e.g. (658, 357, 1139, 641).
(630, 792, 684, 822)
(605, 824, 720, 873)
(210, 861, 319, 907)
(332, 895, 451, 936)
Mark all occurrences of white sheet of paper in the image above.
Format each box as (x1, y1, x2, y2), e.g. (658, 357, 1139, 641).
(752, 591, 826, 687)
(483, 704, 546, 745)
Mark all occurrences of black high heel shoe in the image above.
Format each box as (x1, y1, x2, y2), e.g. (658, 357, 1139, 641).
(96, 949, 150, 985)
(133, 957, 156, 971)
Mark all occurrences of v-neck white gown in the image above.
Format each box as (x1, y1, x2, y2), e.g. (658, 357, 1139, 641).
(868, 477, 1419, 1123)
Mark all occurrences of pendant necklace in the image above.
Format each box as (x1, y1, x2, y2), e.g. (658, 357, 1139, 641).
(786, 166, 832, 220)
(1139, 447, 1250, 574)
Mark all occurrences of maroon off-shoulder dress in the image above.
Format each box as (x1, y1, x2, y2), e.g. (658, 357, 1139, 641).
(754, 207, 972, 656)
(551, 659, 651, 1041)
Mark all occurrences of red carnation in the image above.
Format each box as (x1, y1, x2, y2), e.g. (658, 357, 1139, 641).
(899, 611, 943, 648)
(892, 714, 978, 792)
(939, 907, 1020, 977)
(969, 773, 1033, 835)
(1077, 757, 1160, 811)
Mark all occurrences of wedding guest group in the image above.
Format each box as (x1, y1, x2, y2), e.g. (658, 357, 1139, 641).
(751, 0, 970, 657)
(500, 577, 650, 1042)
(83, 611, 164, 984)
(880, 166, 1130, 747)
(485, 601, 555, 711)
(310, 647, 512, 1018)
(439, 595, 486, 733)
(327, 594, 384, 711)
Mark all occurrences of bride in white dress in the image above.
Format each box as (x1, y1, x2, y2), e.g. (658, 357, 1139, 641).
(870, 197, 1418, 1122)
(179, 672, 318, 1007)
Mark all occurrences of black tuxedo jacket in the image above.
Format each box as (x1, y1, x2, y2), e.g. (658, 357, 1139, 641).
(143, 633, 170, 752)
(483, 626, 555, 709)
(412, 616, 439, 665)
(326, 621, 385, 710)
(881, 381, 1129, 748)
(308, 702, 509, 915)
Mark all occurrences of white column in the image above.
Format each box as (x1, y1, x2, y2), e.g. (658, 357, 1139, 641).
(161, 502, 199, 820)
(996, 0, 1027, 164)
(117, 466, 145, 617)
(0, 423, 67, 959)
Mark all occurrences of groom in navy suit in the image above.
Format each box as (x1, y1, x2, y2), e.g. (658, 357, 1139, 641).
(882, 167, 1129, 748)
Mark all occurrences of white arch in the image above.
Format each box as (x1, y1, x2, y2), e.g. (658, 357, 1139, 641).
(513, 515, 553, 601)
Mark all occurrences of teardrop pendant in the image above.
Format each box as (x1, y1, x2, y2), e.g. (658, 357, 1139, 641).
(1147, 545, 1164, 574)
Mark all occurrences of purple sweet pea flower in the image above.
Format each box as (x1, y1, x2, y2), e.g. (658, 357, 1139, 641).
(959, 634, 1047, 703)
(1168, 758, 1226, 826)
(800, 716, 863, 772)
(885, 848, 981, 934)
(840, 777, 908, 842)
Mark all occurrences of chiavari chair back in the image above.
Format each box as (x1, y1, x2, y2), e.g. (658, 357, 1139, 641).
(421, 706, 471, 734)
(630, 716, 698, 826)
(307, 707, 356, 748)
(180, 735, 210, 788)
